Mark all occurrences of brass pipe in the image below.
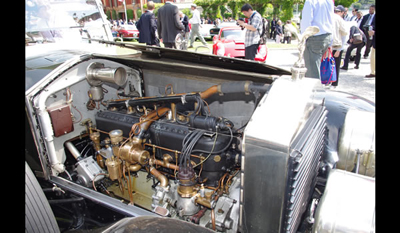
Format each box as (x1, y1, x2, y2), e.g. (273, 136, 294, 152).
(129, 163, 142, 172)
(149, 166, 169, 187)
(127, 165, 134, 205)
(150, 154, 179, 171)
(151, 158, 179, 171)
(122, 164, 133, 204)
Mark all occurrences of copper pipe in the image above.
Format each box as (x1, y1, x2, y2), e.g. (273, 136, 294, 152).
(139, 107, 170, 133)
(199, 85, 218, 99)
(211, 208, 216, 230)
(149, 166, 169, 187)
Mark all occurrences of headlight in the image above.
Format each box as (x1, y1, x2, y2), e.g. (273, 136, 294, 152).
(217, 44, 225, 56)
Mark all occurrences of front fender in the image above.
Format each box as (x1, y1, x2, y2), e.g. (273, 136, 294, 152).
(322, 90, 375, 173)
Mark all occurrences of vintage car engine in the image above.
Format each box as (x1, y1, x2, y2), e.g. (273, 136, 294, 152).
(29, 53, 374, 232)
(57, 61, 275, 231)
(25, 7, 376, 230)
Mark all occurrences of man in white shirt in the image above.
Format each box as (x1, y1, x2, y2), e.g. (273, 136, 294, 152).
(188, 4, 207, 48)
(300, 0, 334, 79)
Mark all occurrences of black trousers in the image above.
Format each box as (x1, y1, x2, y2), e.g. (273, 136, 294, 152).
(342, 42, 365, 68)
(283, 36, 292, 44)
(332, 50, 343, 86)
(363, 36, 373, 57)
(245, 44, 259, 61)
(164, 42, 176, 49)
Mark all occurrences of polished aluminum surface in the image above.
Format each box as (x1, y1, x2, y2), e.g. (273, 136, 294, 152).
(313, 169, 375, 233)
(240, 76, 325, 233)
(337, 109, 375, 177)
(86, 62, 127, 87)
(245, 76, 324, 149)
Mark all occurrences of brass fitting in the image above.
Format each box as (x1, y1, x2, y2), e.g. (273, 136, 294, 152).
(177, 167, 197, 198)
(195, 195, 215, 209)
(109, 129, 124, 157)
(118, 140, 150, 165)
(128, 163, 142, 172)
(90, 132, 101, 152)
(90, 132, 104, 168)
(105, 157, 122, 181)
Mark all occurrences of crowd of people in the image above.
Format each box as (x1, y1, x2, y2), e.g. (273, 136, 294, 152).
(113, 0, 375, 85)
(299, 0, 375, 86)
(132, 1, 211, 49)
(236, 0, 375, 85)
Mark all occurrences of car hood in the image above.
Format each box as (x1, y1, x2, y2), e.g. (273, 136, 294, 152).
(96, 40, 291, 76)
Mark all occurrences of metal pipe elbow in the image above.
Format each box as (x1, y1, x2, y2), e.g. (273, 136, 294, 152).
(149, 166, 169, 187)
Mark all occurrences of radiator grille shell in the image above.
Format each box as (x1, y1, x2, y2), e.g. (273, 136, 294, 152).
(283, 105, 327, 233)
(240, 76, 327, 233)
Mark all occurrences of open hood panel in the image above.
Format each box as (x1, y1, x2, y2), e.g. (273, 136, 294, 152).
(94, 40, 291, 77)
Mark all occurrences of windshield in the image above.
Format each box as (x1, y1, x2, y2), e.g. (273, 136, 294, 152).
(221, 29, 245, 40)
(26, 0, 111, 44)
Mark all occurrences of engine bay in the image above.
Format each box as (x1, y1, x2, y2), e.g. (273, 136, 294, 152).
(31, 56, 274, 232)
(26, 52, 376, 233)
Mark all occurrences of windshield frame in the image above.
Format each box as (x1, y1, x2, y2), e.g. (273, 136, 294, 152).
(25, 0, 113, 44)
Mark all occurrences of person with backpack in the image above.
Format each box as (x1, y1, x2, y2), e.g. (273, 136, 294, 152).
(237, 3, 264, 60)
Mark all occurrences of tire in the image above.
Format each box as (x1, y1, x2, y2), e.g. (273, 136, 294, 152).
(25, 162, 60, 233)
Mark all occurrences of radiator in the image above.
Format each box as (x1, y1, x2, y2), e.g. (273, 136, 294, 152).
(283, 105, 327, 233)
(240, 76, 327, 233)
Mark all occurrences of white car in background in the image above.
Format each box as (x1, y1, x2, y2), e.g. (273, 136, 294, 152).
(191, 23, 214, 41)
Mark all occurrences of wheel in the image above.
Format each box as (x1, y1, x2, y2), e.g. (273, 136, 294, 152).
(25, 162, 60, 233)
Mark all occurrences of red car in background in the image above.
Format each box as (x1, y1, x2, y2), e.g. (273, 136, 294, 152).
(118, 25, 139, 40)
(212, 26, 268, 62)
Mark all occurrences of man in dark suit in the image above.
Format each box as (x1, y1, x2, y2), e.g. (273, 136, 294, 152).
(157, 1, 184, 48)
(136, 1, 159, 46)
(359, 5, 375, 58)
(270, 18, 276, 40)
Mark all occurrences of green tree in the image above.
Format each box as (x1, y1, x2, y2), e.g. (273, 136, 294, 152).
(335, 0, 359, 7)
(227, 0, 240, 19)
(127, 9, 134, 20)
(182, 8, 193, 19)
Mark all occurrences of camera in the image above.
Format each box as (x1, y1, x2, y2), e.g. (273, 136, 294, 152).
(236, 18, 245, 30)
